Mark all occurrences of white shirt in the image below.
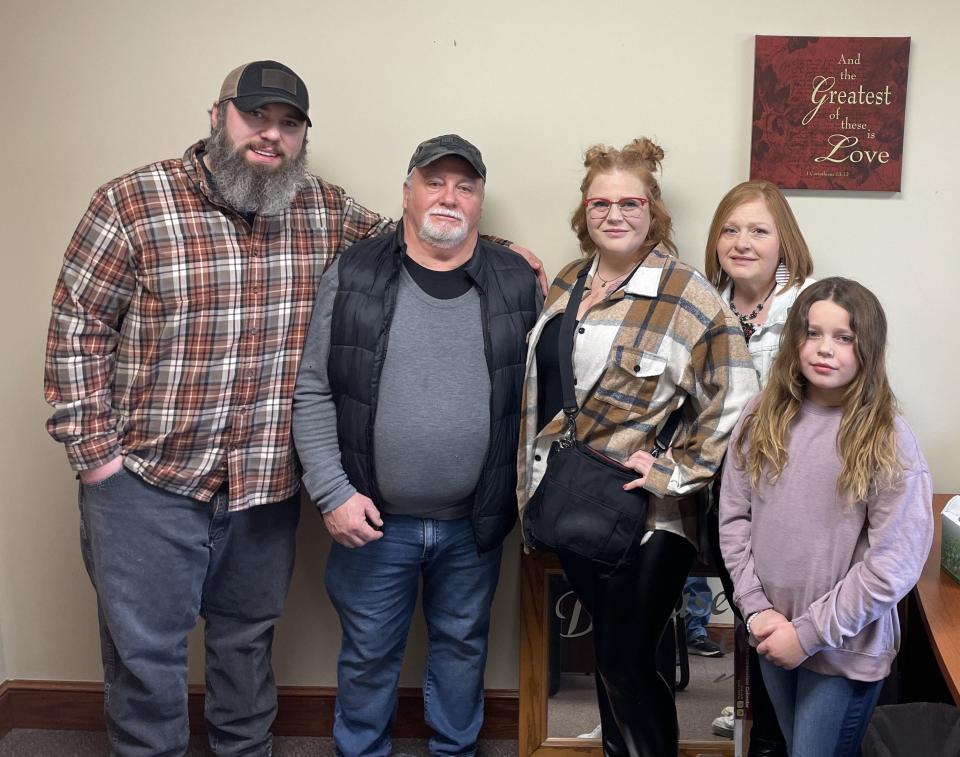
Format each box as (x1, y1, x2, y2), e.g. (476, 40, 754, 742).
(722, 277, 816, 388)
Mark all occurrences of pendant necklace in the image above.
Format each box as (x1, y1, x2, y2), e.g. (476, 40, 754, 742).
(729, 282, 777, 342)
(596, 271, 619, 289)
(595, 266, 631, 290)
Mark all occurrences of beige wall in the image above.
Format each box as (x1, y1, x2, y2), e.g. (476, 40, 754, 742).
(0, 620, 6, 683)
(2, 0, 957, 689)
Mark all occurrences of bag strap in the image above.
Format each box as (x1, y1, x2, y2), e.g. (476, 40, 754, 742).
(557, 264, 590, 429)
(555, 260, 682, 455)
(652, 409, 681, 459)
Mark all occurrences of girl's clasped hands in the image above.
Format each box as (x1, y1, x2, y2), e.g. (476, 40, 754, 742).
(751, 609, 807, 670)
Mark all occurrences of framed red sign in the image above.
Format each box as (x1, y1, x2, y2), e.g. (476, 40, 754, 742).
(750, 36, 910, 191)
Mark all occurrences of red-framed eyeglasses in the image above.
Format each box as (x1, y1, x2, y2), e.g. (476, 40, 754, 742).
(583, 197, 650, 219)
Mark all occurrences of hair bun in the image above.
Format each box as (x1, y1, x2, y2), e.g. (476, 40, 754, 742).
(582, 139, 664, 173)
(623, 138, 664, 173)
(583, 144, 613, 168)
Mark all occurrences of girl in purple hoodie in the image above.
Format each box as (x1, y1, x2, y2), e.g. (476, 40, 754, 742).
(720, 277, 934, 757)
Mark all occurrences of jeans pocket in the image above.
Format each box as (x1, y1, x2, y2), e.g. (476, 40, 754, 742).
(82, 465, 128, 490)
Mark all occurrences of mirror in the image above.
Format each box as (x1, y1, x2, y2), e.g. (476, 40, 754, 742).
(519, 549, 739, 757)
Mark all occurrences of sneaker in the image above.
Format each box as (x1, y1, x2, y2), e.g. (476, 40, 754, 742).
(712, 706, 734, 738)
(577, 723, 602, 739)
(688, 637, 724, 657)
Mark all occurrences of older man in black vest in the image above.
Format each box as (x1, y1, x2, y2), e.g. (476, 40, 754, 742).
(293, 134, 539, 757)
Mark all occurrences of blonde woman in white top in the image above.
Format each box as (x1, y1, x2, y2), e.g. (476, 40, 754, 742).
(703, 179, 814, 757)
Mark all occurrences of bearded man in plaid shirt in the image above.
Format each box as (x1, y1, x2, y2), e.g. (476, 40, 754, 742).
(44, 60, 541, 757)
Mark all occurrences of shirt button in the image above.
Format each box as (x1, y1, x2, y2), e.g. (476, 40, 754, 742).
(578, 327, 586, 334)
(534, 454, 542, 462)
(634, 364, 641, 372)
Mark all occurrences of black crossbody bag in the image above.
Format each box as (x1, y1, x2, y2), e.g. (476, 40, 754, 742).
(522, 264, 680, 569)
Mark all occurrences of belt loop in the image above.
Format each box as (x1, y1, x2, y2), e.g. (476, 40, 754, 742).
(214, 481, 230, 517)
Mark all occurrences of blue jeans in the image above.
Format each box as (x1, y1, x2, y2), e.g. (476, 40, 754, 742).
(682, 577, 713, 643)
(324, 513, 503, 757)
(759, 657, 883, 757)
(78, 467, 300, 757)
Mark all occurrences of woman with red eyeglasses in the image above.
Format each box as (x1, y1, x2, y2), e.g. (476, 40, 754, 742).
(517, 138, 758, 756)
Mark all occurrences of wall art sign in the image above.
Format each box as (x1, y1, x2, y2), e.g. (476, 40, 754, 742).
(750, 36, 910, 191)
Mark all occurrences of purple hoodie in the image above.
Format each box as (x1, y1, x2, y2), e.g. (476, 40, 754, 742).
(720, 398, 934, 681)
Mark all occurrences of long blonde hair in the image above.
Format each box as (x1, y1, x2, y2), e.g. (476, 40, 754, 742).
(570, 138, 677, 257)
(704, 180, 813, 293)
(736, 278, 900, 503)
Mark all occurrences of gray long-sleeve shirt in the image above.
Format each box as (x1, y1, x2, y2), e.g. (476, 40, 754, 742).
(292, 258, 491, 517)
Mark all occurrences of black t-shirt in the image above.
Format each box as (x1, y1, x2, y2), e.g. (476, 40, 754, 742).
(402, 254, 473, 299)
(534, 266, 639, 433)
(535, 315, 568, 433)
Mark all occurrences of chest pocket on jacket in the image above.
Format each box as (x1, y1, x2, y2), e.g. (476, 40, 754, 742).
(594, 347, 669, 414)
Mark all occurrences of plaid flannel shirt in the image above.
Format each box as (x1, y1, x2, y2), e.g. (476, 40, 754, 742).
(518, 251, 759, 543)
(44, 141, 392, 510)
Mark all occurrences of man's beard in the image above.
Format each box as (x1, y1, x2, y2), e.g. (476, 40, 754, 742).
(205, 120, 308, 216)
(418, 208, 471, 249)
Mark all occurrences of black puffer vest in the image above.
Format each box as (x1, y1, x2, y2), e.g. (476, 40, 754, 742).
(328, 226, 539, 552)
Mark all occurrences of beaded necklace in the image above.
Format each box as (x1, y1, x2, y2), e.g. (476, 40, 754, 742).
(729, 282, 777, 342)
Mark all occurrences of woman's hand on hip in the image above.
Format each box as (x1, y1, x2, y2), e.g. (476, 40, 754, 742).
(622, 450, 656, 491)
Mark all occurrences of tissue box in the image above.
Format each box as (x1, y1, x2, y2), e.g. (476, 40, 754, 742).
(942, 495, 960, 583)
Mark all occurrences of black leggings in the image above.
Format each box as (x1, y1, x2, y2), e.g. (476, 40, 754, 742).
(560, 530, 696, 757)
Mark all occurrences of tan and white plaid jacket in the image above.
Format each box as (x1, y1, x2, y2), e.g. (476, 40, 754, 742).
(517, 251, 759, 543)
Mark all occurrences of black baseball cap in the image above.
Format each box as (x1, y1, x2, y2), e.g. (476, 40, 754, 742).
(407, 134, 486, 180)
(218, 60, 311, 126)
